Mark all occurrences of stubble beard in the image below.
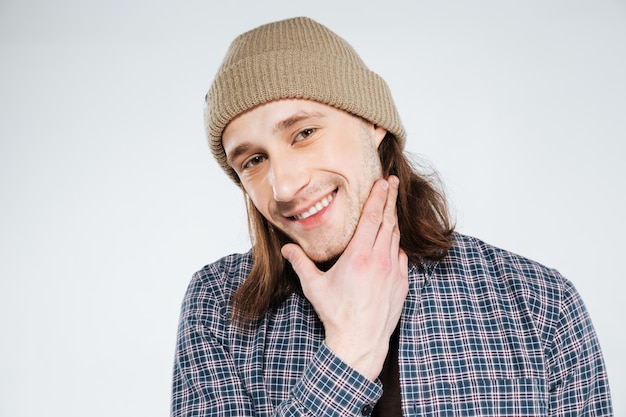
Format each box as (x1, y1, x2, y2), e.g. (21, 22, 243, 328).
(293, 137, 383, 266)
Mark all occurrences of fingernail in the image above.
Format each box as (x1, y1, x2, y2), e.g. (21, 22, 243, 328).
(389, 176, 399, 188)
(381, 180, 389, 190)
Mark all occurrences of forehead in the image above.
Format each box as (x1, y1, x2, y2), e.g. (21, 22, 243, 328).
(222, 99, 354, 154)
(225, 99, 341, 134)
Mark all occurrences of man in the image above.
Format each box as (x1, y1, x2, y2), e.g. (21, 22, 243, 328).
(172, 17, 612, 416)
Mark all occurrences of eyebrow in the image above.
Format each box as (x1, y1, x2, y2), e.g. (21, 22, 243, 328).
(225, 142, 253, 168)
(273, 111, 325, 134)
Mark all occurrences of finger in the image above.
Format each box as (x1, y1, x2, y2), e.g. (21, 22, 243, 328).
(374, 175, 400, 251)
(281, 243, 323, 285)
(398, 248, 409, 279)
(390, 248, 410, 317)
(382, 175, 400, 231)
(390, 223, 401, 260)
(348, 179, 390, 252)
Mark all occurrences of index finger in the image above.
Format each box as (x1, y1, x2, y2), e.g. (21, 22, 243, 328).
(347, 178, 391, 252)
(374, 175, 400, 250)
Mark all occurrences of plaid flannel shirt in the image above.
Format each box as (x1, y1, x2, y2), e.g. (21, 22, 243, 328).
(171, 233, 612, 416)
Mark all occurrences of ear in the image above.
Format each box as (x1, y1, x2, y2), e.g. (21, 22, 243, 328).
(373, 124, 387, 148)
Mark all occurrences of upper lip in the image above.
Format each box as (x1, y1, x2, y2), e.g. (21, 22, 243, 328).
(282, 190, 336, 219)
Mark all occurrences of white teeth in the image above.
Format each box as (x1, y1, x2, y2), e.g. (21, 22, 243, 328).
(294, 194, 333, 220)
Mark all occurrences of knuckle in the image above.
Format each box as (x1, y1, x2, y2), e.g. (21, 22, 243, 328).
(353, 253, 372, 268)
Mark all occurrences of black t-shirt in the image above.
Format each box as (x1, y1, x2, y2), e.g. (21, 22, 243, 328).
(372, 326, 402, 416)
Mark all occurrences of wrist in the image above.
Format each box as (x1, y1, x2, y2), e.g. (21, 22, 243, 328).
(326, 337, 388, 381)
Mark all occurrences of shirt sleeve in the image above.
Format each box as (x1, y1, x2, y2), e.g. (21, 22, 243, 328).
(546, 279, 613, 415)
(171, 313, 255, 416)
(171, 278, 382, 417)
(281, 342, 382, 416)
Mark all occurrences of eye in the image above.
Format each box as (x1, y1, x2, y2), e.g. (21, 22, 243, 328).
(242, 155, 266, 170)
(294, 128, 315, 142)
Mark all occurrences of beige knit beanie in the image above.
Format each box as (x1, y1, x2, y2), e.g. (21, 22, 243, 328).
(205, 16, 406, 183)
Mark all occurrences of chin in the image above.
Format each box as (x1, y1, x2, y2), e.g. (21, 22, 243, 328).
(296, 231, 352, 267)
(303, 244, 344, 269)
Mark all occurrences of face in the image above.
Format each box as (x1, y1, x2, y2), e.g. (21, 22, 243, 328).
(223, 99, 387, 263)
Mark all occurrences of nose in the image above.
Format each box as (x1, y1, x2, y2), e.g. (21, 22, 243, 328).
(269, 156, 310, 202)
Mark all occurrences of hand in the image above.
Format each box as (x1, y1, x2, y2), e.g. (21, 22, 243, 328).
(281, 176, 409, 381)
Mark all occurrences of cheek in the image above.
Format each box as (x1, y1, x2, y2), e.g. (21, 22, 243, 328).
(331, 137, 381, 180)
(243, 180, 273, 218)
(315, 140, 359, 173)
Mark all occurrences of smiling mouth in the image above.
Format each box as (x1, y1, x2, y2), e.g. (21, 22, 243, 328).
(292, 192, 335, 220)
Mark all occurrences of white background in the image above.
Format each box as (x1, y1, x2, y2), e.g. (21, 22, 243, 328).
(1, 0, 624, 415)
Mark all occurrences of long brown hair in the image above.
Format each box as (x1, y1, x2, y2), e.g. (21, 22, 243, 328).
(231, 132, 454, 323)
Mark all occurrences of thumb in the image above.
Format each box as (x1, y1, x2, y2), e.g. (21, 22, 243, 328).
(281, 243, 322, 283)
